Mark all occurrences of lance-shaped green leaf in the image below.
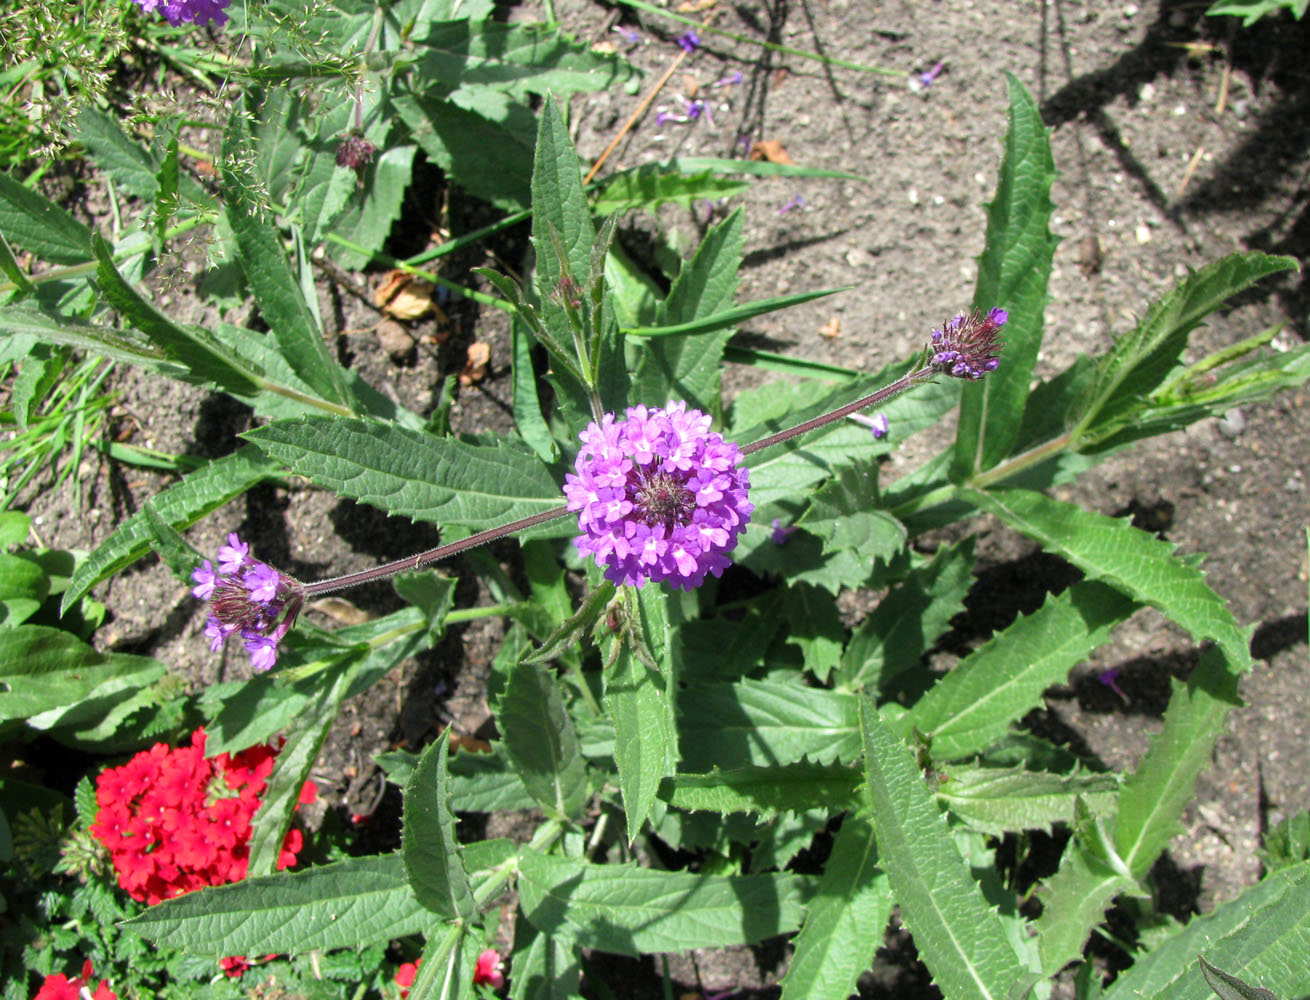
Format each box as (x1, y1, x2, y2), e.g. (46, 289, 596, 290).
(532, 97, 593, 299)
(678, 677, 862, 771)
(1071, 252, 1297, 447)
(517, 853, 804, 955)
(591, 164, 749, 216)
(0, 170, 93, 264)
(90, 235, 267, 398)
(936, 764, 1118, 835)
(622, 287, 844, 339)
(243, 417, 568, 536)
(123, 854, 433, 953)
(1100, 863, 1310, 1000)
(62, 445, 280, 613)
(780, 816, 892, 1000)
(222, 114, 351, 407)
(1034, 824, 1138, 976)
(630, 209, 745, 415)
(0, 304, 189, 378)
(1114, 644, 1242, 877)
(658, 763, 864, 818)
(909, 580, 1139, 760)
(402, 730, 475, 920)
(836, 538, 975, 693)
(952, 72, 1057, 480)
(605, 643, 673, 839)
(1198, 957, 1283, 1000)
(522, 581, 615, 665)
(500, 661, 587, 819)
(964, 487, 1252, 672)
(859, 698, 1029, 1000)
(510, 916, 581, 1000)
(0, 625, 164, 726)
(247, 655, 360, 877)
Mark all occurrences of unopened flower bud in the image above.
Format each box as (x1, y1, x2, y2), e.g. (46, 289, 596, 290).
(335, 134, 376, 184)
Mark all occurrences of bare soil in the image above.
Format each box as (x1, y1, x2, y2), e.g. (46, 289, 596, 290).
(18, 0, 1310, 997)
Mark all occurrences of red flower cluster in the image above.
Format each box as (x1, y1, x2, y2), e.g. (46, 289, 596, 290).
(395, 950, 504, 997)
(89, 729, 317, 905)
(33, 961, 116, 1000)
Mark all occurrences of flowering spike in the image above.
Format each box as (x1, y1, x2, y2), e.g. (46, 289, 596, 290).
(335, 134, 376, 184)
(928, 307, 1005, 380)
(564, 402, 753, 590)
(192, 534, 303, 671)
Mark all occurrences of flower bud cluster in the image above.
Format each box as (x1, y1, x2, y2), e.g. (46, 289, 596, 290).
(89, 728, 316, 905)
(929, 308, 1006, 380)
(192, 533, 304, 672)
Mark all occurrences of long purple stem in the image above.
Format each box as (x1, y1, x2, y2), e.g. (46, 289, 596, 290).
(739, 367, 930, 456)
(301, 505, 572, 598)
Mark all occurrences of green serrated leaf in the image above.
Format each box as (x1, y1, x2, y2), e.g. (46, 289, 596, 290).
(1100, 863, 1310, 1000)
(247, 656, 359, 877)
(243, 417, 568, 537)
(1071, 252, 1298, 446)
(1114, 645, 1242, 878)
(222, 113, 351, 407)
(658, 763, 863, 818)
(630, 209, 745, 414)
(509, 915, 581, 1000)
(1198, 957, 1282, 1000)
(837, 538, 975, 693)
(953, 72, 1058, 479)
(798, 462, 907, 560)
(859, 698, 1029, 1000)
(605, 638, 675, 842)
(781, 582, 845, 683)
(517, 853, 804, 955)
(0, 171, 93, 265)
(937, 764, 1118, 835)
(780, 816, 892, 1000)
(123, 854, 433, 954)
(403, 731, 476, 920)
(679, 677, 862, 771)
(964, 487, 1252, 672)
(500, 661, 587, 819)
(909, 580, 1139, 760)
(591, 164, 748, 216)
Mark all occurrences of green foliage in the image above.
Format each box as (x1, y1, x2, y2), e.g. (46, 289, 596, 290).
(2, 27, 1307, 1000)
(1206, 0, 1307, 25)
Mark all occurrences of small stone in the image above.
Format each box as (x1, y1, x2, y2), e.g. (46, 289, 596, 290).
(1135, 224, 1151, 244)
(1217, 409, 1245, 439)
(907, 187, 919, 205)
(1285, 476, 1304, 493)
(1138, 82, 1156, 102)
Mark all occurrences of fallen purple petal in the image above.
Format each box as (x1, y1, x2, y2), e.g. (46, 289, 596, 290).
(1097, 668, 1130, 703)
(919, 60, 945, 88)
(776, 194, 805, 215)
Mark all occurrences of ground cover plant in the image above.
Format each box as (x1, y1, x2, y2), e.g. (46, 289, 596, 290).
(1, 1, 1309, 999)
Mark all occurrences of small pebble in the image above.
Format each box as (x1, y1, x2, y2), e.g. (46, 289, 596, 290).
(1217, 409, 1245, 439)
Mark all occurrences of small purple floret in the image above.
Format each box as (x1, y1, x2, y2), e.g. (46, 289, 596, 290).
(563, 402, 753, 590)
(929, 307, 1006, 380)
(919, 60, 945, 88)
(676, 30, 700, 53)
(134, 0, 230, 27)
(770, 518, 798, 545)
(192, 533, 303, 672)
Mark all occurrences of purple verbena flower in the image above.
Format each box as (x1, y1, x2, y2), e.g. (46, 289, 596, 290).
(770, 518, 798, 545)
(919, 60, 945, 88)
(676, 30, 701, 53)
(776, 194, 805, 215)
(192, 533, 303, 672)
(929, 307, 1006, 380)
(850, 411, 890, 439)
(1098, 667, 1130, 704)
(685, 98, 709, 121)
(134, 0, 230, 27)
(563, 402, 753, 590)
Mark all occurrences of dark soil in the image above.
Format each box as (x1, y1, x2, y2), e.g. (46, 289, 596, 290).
(17, 0, 1310, 997)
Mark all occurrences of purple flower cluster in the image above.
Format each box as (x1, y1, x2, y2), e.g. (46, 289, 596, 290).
(134, 0, 230, 27)
(564, 403, 753, 590)
(191, 534, 304, 671)
(930, 308, 1006, 380)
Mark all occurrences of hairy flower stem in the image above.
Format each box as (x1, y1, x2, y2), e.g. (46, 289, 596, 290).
(739, 366, 932, 456)
(298, 365, 937, 599)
